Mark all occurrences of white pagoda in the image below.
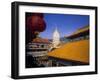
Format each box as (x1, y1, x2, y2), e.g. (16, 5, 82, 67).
(52, 27, 60, 48)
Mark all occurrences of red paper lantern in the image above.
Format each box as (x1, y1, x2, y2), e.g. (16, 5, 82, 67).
(26, 13, 46, 33)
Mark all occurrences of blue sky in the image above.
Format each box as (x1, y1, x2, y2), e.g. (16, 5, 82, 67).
(40, 13, 89, 39)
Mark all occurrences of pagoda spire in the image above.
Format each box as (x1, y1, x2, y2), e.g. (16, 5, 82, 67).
(52, 25, 60, 48)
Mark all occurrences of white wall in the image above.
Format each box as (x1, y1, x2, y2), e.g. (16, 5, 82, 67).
(0, 0, 99, 81)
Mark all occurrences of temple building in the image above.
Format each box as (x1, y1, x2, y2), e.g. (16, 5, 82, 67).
(48, 26, 89, 66)
(26, 37, 51, 67)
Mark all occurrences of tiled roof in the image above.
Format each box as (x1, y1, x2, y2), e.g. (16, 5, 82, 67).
(32, 37, 50, 43)
(48, 39, 89, 63)
(73, 26, 89, 35)
(66, 26, 89, 38)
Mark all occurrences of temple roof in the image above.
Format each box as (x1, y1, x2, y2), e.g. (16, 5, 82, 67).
(32, 37, 50, 44)
(48, 39, 89, 63)
(66, 26, 89, 39)
(73, 26, 89, 35)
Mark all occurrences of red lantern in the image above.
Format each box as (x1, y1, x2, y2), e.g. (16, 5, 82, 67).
(26, 13, 46, 33)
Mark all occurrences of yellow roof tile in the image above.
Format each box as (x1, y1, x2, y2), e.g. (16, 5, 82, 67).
(48, 39, 89, 63)
(66, 26, 89, 38)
